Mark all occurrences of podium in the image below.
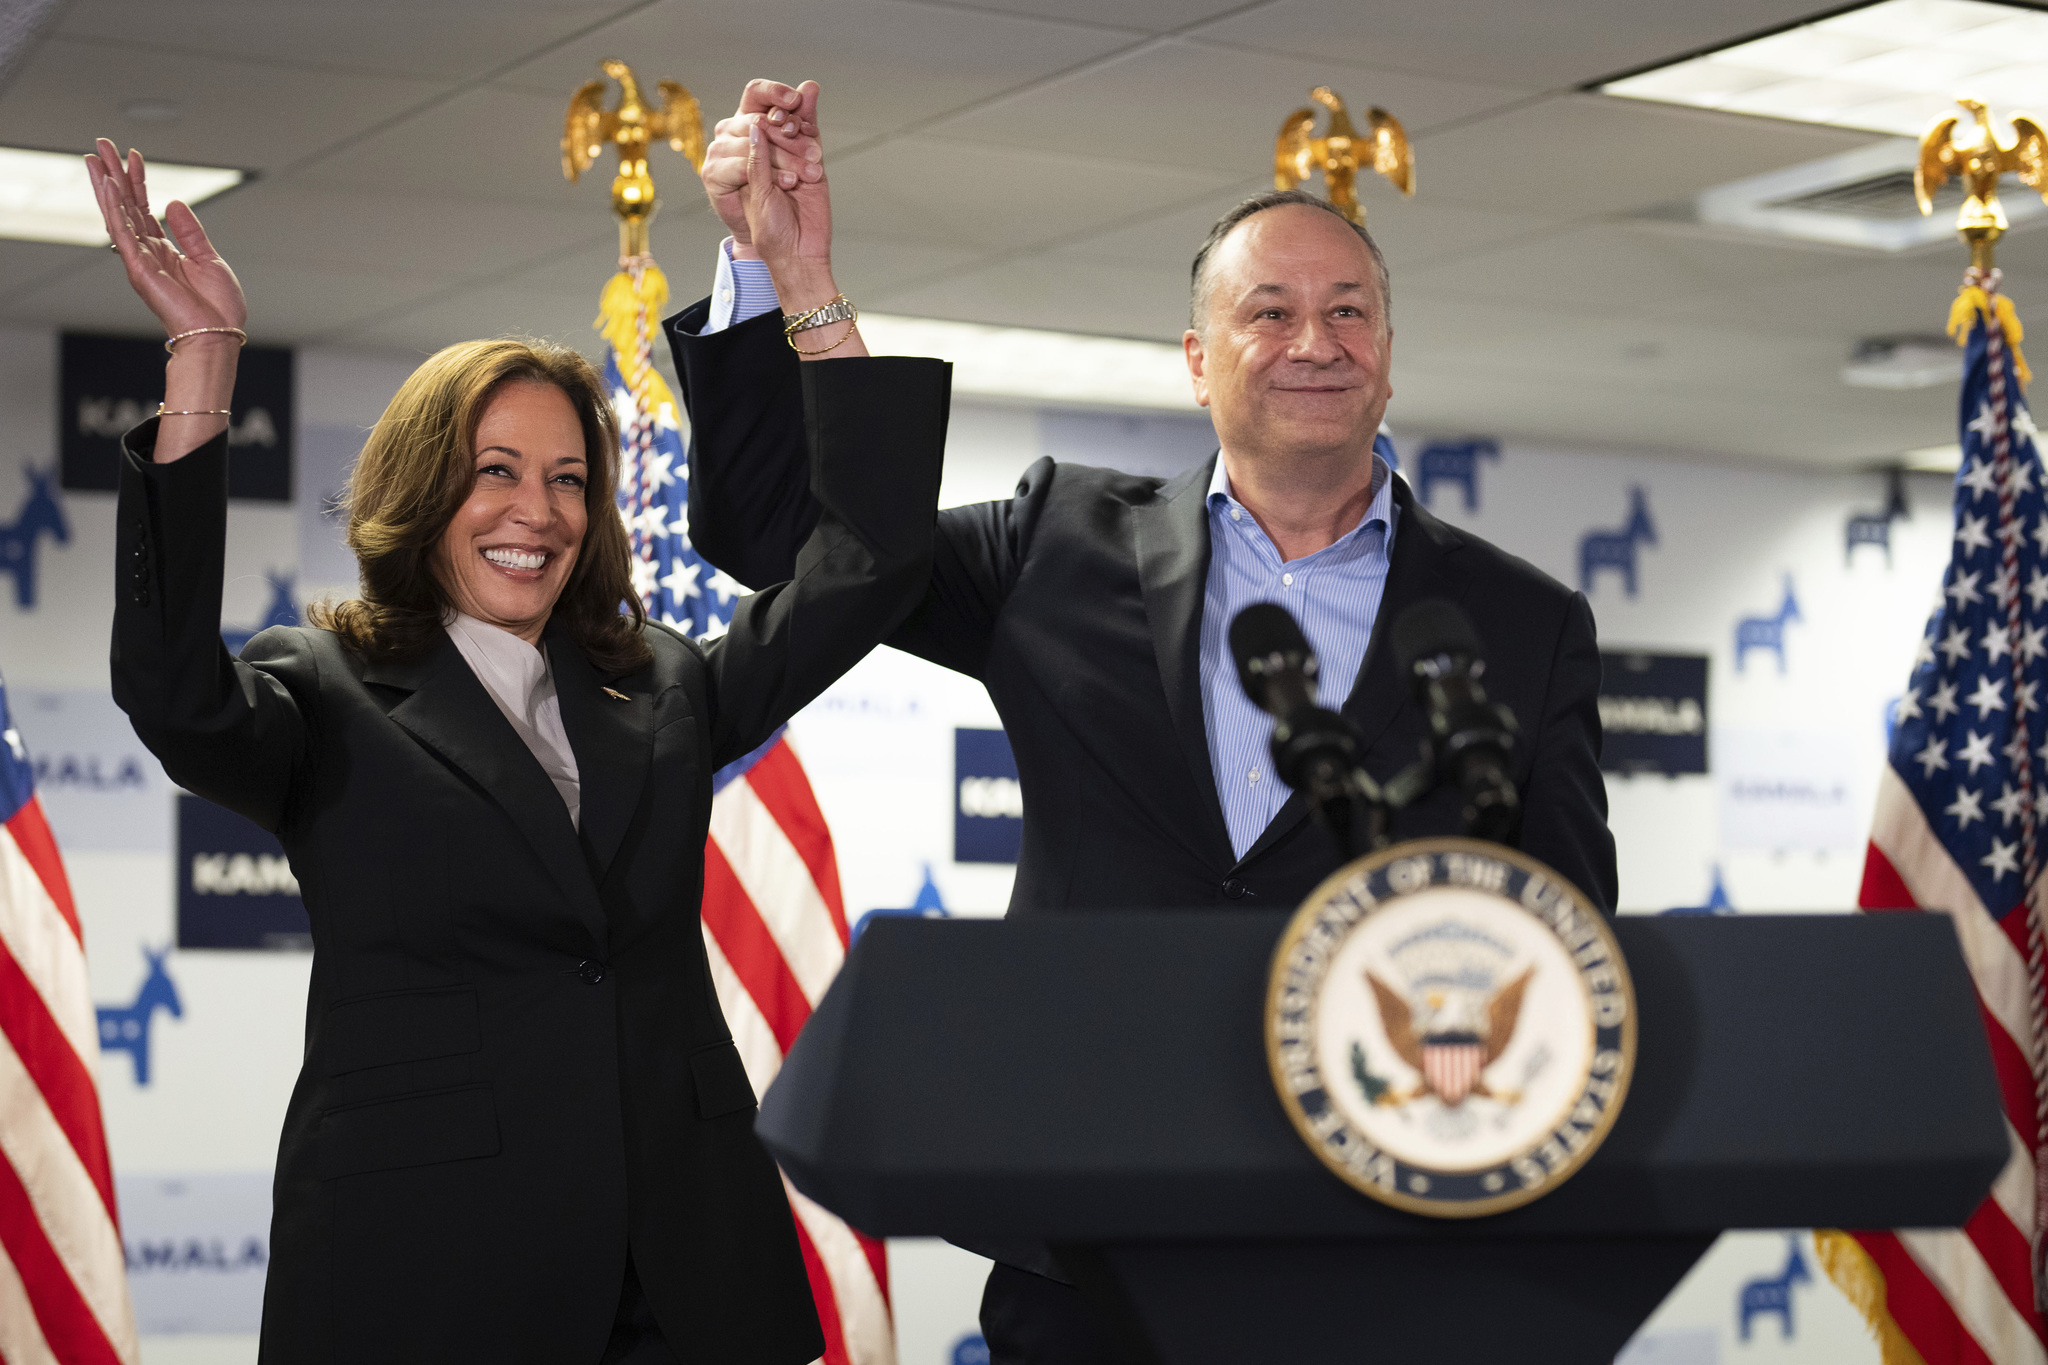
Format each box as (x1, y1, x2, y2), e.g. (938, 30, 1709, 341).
(758, 913, 2006, 1363)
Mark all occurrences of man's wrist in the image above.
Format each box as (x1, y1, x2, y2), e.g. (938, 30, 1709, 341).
(729, 238, 760, 261)
(768, 262, 840, 318)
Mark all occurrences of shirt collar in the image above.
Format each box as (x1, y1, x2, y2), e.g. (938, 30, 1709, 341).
(1207, 451, 1394, 550)
(446, 611, 550, 707)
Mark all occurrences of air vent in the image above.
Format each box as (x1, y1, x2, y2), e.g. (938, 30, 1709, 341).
(1767, 171, 1966, 222)
(1637, 138, 2044, 251)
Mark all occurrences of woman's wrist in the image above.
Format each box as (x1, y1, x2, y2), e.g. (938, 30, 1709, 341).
(156, 336, 240, 462)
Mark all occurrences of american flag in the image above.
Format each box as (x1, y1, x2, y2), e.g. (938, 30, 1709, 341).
(599, 262, 894, 1365)
(0, 677, 137, 1364)
(1826, 266, 2048, 1365)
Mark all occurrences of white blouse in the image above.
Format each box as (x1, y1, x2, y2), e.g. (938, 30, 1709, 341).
(444, 612, 581, 829)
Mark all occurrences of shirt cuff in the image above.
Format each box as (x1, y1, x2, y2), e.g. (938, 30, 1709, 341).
(705, 238, 783, 334)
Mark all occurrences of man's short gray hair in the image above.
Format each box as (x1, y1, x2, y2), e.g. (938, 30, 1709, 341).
(1188, 189, 1391, 336)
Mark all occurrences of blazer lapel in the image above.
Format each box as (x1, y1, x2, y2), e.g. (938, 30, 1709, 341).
(364, 635, 611, 952)
(547, 629, 653, 881)
(1232, 475, 1473, 871)
(1132, 457, 1234, 861)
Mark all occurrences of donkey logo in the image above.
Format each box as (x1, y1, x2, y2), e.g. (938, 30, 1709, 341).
(1415, 438, 1500, 512)
(1735, 576, 1802, 674)
(222, 571, 300, 655)
(1578, 487, 1658, 597)
(1845, 468, 1909, 566)
(1663, 865, 1734, 916)
(1738, 1235, 1811, 1341)
(97, 943, 184, 1086)
(0, 466, 71, 609)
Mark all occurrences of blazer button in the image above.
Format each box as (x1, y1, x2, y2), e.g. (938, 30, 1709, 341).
(1222, 878, 1248, 900)
(577, 959, 608, 985)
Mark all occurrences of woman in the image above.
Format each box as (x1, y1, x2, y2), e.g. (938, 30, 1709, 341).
(89, 86, 943, 1365)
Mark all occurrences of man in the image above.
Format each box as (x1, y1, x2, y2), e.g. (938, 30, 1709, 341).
(675, 81, 1614, 1365)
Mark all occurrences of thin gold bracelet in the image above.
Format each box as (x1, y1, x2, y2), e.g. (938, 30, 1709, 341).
(788, 320, 859, 357)
(164, 326, 248, 354)
(157, 404, 231, 417)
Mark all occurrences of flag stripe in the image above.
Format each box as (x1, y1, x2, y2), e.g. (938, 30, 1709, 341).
(0, 1134, 124, 1365)
(0, 935, 114, 1221)
(0, 824, 102, 1095)
(1857, 1229, 1995, 1365)
(699, 840, 809, 1055)
(1978, 990, 2042, 1154)
(1869, 775, 2036, 1054)
(1964, 1196, 2046, 1344)
(789, 1181, 895, 1365)
(745, 741, 849, 939)
(708, 778, 845, 1006)
(701, 926, 787, 1099)
(790, 1207, 853, 1365)
(0, 1233, 60, 1365)
(3, 804, 79, 947)
(1900, 1227, 2048, 1365)
(1995, 1121, 2039, 1244)
(0, 1030, 131, 1360)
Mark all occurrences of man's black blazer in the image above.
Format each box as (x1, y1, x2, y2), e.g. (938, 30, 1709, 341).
(110, 357, 948, 1364)
(669, 306, 1616, 915)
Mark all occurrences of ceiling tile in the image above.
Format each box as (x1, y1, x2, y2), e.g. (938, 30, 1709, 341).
(489, 0, 1136, 139)
(942, 36, 1531, 179)
(829, 135, 1242, 252)
(0, 239, 95, 305)
(1193, 0, 1824, 90)
(874, 251, 1198, 338)
(0, 37, 446, 173)
(926, 0, 1242, 31)
(192, 186, 616, 279)
(2, 248, 460, 343)
(54, 0, 631, 82)
(1413, 93, 1874, 218)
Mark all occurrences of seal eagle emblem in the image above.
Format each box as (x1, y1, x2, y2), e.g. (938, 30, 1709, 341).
(1267, 838, 1635, 1217)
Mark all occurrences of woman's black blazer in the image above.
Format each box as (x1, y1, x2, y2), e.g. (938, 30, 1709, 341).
(110, 358, 949, 1364)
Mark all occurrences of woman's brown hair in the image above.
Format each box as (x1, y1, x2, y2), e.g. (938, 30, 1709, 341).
(308, 338, 652, 674)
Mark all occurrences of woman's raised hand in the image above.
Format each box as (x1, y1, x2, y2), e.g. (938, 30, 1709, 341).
(86, 140, 246, 341)
(85, 139, 245, 460)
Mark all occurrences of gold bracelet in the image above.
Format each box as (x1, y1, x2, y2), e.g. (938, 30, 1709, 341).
(788, 320, 859, 357)
(157, 404, 231, 417)
(164, 326, 248, 354)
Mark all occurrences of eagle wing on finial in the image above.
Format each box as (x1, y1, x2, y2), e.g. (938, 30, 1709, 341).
(1916, 114, 1960, 216)
(2012, 114, 2048, 200)
(1366, 973, 1425, 1070)
(1276, 107, 1317, 191)
(563, 79, 611, 183)
(1366, 106, 1414, 196)
(1482, 968, 1533, 1066)
(656, 80, 707, 172)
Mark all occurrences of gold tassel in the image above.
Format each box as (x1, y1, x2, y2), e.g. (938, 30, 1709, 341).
(1949, 284, 2033, 388)
(591, 263, 681, 419)
(1814, 1230, 1929, 1365)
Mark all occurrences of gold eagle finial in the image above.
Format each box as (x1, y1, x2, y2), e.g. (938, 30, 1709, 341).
(1275, 86, 1414, 227)
(563, 58, 706, 258)
(1916, 96, 2048, 271)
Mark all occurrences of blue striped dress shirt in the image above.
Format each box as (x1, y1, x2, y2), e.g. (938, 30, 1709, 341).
(703, 245, 1401, 861)
(1199, 458, 1397, 859)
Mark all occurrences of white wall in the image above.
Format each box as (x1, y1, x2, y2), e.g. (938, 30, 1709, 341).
(0, 318, 1946, 1364)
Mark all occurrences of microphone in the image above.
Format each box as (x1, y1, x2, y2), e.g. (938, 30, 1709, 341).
(1230, 603, 1367, 856)
(1391, 599, 1520, 842)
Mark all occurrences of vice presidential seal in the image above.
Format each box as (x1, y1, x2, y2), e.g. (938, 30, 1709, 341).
(1266, 838, 1635, 1217)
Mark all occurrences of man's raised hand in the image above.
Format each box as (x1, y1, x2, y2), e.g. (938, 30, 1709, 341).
(703, 79, 821, 259)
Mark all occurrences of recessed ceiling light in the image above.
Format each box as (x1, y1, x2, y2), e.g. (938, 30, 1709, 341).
(121, 99, 183, 125)
(1599, 0, 2048, 137)
(1903, 442, 1964, 471)
(1843, 334, 1964, 388)
(857, 313, 1199, 411)
(0, 146, 245, 247)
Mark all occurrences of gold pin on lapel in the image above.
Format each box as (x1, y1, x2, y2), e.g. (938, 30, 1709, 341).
(602, 687, 631, 702)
